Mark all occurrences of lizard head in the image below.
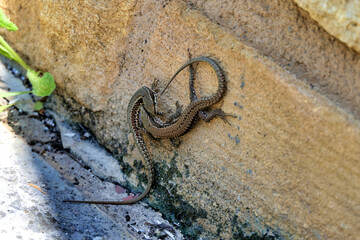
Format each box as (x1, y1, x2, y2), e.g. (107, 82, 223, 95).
(141, 86, 157, 115)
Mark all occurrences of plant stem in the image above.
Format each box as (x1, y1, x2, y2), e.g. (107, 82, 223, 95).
(0, 90, 32, 98)
(0, 35, 30, 70)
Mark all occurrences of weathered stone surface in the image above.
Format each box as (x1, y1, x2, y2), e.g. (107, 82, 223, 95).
(295, 0, 360, 53)
(187, 0, 360, 125)
(0, 0, 359, 239)
(1, 0, 137, 111)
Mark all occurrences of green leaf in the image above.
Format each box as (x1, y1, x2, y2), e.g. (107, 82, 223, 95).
(0, 91, 32, 98)
(0, 102, 17, 113)
(26, 70, 56, 97)
(33, 101, 43, 111)
(0, 9, 18, 31)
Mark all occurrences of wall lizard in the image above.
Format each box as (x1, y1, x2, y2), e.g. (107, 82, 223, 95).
(64, 57, 232, 204)
(140, 57, 232, 139)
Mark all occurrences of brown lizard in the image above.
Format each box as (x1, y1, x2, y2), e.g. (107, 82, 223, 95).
(140, 57, 232, 139)
(64, 57, 232, 204)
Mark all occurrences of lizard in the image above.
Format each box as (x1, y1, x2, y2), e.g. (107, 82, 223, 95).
(139, 56, 232, 139)
(64, 57, 232, 204)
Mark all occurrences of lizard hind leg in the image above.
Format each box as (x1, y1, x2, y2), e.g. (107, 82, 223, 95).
(199, 108, 237, 125)
(198, 99, 237, 125)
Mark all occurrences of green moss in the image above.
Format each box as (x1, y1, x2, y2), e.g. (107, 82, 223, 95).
(216, 224, 223, 237)
(116, 157, 133, 178)
(133, 159, 149, 186)
(184, 164, 190, 177)
(231, 212, 284, 240)
(150, 152, 208, 239)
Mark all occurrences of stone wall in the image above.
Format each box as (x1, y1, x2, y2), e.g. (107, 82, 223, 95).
(295, 0, 360, 53)
(1, 0, 359, 239)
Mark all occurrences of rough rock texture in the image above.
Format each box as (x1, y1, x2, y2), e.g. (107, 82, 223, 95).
(295, 0, 360, 53)
(186, 0, 360, 124)
(0, 0, 359, 239)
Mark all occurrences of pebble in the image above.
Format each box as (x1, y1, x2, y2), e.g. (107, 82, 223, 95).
(12, 68, 20, 77)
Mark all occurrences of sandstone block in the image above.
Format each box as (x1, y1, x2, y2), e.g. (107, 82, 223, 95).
(295, 0, 360, 53)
